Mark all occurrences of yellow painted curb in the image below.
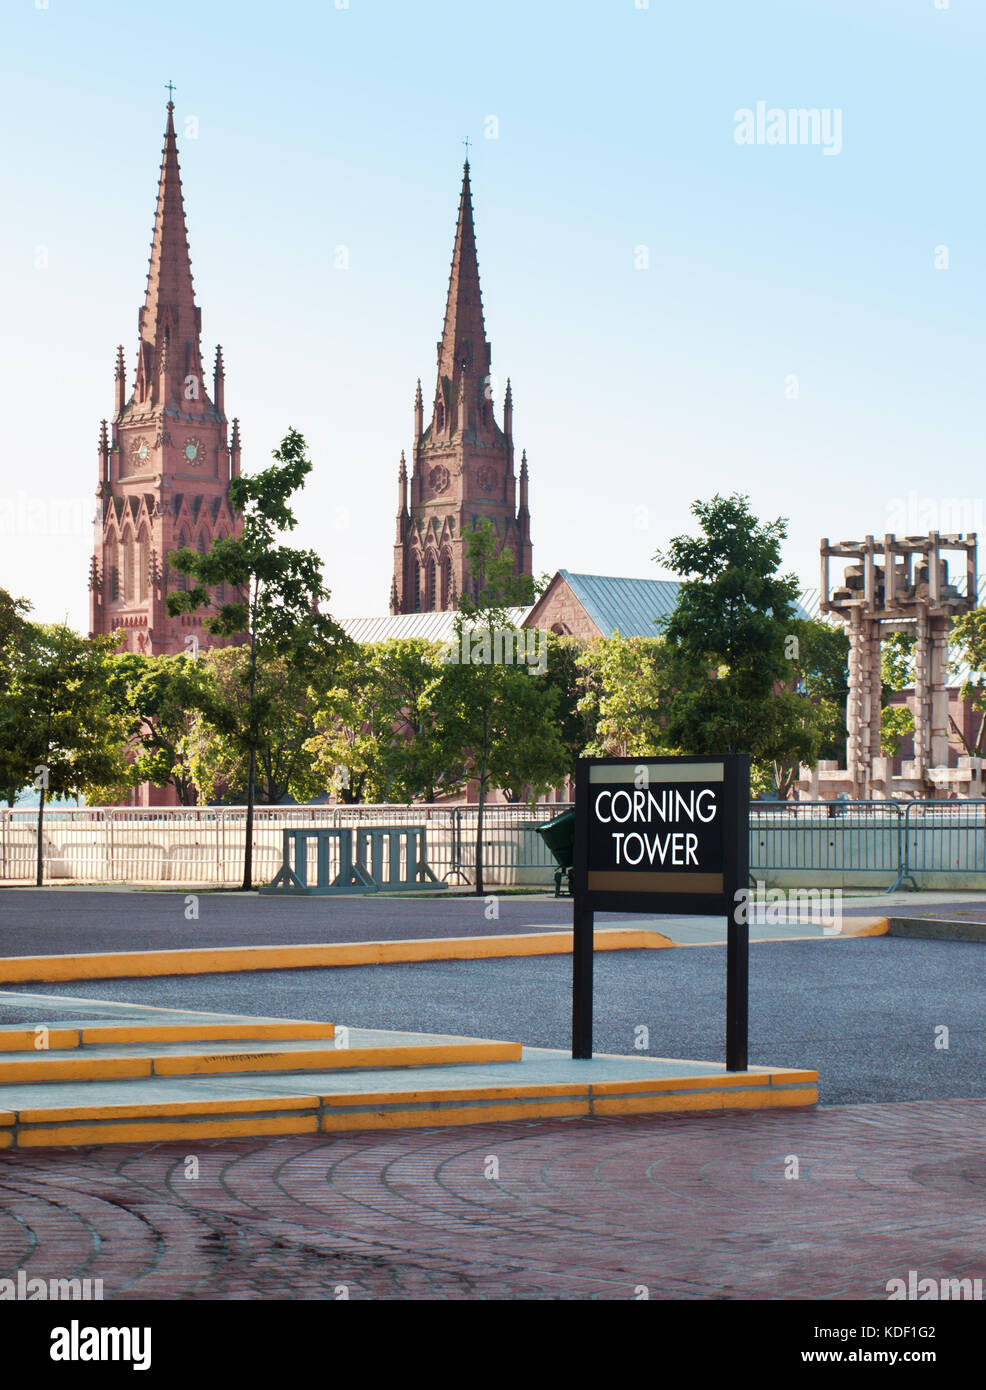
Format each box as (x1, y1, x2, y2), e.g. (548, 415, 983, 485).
(0, 1028, 81, 1052)
(0, 1021, 337, 1053)
(0, 1056, 151, 1084)
(0, 930, 662, 985)
(591, 1085, 817, 1116)
(17, 1114, 319, 1148)
(320, 1080, 586, 1108)
(16, 1094, 319, 1124)
(319, 1098, 590, 1132)
(0, 1040, 520, 1085)
(842, 916, 888, 937)
(150, 1040, 522, 1078)
(1, 1060, 820, 1147)
(79, 1021, 336, 1046)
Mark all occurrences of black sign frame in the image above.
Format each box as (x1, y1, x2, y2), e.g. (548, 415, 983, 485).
(572, 754, 750, 1070)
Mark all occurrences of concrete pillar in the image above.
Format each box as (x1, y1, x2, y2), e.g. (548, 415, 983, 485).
(930, 615, 950, 767)
(913, 609, 930, 774)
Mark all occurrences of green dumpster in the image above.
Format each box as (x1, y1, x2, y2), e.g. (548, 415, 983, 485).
(536, 807, 575, 898)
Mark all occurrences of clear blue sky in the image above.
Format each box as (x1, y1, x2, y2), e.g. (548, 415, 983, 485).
(2, 0, 983, 628)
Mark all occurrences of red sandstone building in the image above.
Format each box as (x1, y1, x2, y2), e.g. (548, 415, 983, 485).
(89, 101, 242, 659)
(390, 161, 532, 613)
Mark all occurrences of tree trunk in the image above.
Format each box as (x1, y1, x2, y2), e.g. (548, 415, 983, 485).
(35, 781, 46, 888)
(475, 771, 486, 897)
(242, 597, 258, 891)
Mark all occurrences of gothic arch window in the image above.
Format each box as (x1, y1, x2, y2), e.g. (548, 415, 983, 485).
(436, 400, 445, 431)
(441, 554, 452, 609)
(123, 529, 136, 603)
(213, 531, 226, 605)
(137, 525, 150, 600)
(412, 561, 421, 613)
(175, 530, 188, 591)
(425, 557, 437, 611)
(106, 536, 119, 602)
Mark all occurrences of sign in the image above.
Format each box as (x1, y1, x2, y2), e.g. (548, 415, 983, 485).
(572, 755, 750, 1069)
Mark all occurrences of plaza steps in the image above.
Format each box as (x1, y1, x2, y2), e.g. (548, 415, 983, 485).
(0, 996, 817, 1150)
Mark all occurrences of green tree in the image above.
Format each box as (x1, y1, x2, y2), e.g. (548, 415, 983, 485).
(166, 428, 349, 887)
(0, 589, 33, 805)
(655, 494, 801, 761)
(576, 635, 678, 758)
(299, 639, 448, 804)
(428, 519, 569, 894)
(949, 609, 986, 756)
(539, 633, 595, 783)
(769, 618, 850, 797)
(1, 623, 129, 884)
(187, 646, 323, 805)
(880, 632, 915, 758)
(98, 652, 210, 805)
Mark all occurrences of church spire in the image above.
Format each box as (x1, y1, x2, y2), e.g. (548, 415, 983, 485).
(434, 161, 491, 432)
(135, 101, 203, 408)
(391, 159, 531, 614)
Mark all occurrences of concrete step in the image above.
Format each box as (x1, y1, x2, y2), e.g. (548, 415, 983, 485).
(0, 1041, 818, 1151)
(0, 1032, 522, 1084)
(0, 1019, 337, 1052)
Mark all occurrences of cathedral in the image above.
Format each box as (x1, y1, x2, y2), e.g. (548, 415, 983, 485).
(90, 104, 532, 648)
(390, 160, 532, 613)
(89, 101, 242, 658)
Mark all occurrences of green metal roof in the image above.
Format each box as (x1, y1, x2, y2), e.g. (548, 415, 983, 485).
(559, 570, 815, 637)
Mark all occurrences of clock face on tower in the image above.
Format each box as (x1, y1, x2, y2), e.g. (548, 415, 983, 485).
(130, 437, 150, 469)
(429, 464, 449, 495)
(183, 437, 202, 466)
(477, 464, 498, 494)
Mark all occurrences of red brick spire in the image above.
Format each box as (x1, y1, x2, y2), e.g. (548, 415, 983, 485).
(433, 161, 492, 436)
(135, 101, 203, 408)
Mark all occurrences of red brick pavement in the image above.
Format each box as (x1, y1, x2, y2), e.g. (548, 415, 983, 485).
(2, 1100, 985, 1300)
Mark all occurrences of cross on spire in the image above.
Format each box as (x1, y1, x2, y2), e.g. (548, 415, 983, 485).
(165, 80, 176, 104)
(462, 136, 471, 163)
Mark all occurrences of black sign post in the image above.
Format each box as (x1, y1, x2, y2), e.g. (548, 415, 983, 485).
(572, 754, 750, 1069)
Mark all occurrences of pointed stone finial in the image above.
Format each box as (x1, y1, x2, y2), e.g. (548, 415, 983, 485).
(413, 379, 424, 443)
(213, 344, 225, 416)
(399, 449, 407, 480)
(230, 417, 241, 477)
(114, 345, 127, 414)
(518, 448, 530, 522)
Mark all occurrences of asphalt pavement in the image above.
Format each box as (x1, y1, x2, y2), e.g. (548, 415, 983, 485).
(7, 935, 985, 1107)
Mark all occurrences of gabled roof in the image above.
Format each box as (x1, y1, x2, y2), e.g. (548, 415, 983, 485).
(341, 607, 533, 645)
(553, 571, 681, 638)
(556, 570, 817, 637)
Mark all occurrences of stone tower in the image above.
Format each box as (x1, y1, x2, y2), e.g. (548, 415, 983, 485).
(89, 101, 242, 657)
(391, 161, 532, 613)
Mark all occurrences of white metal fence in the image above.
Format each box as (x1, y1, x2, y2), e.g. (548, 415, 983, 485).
(4, 800, 986, 890)
(0, 805, 567, 887)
